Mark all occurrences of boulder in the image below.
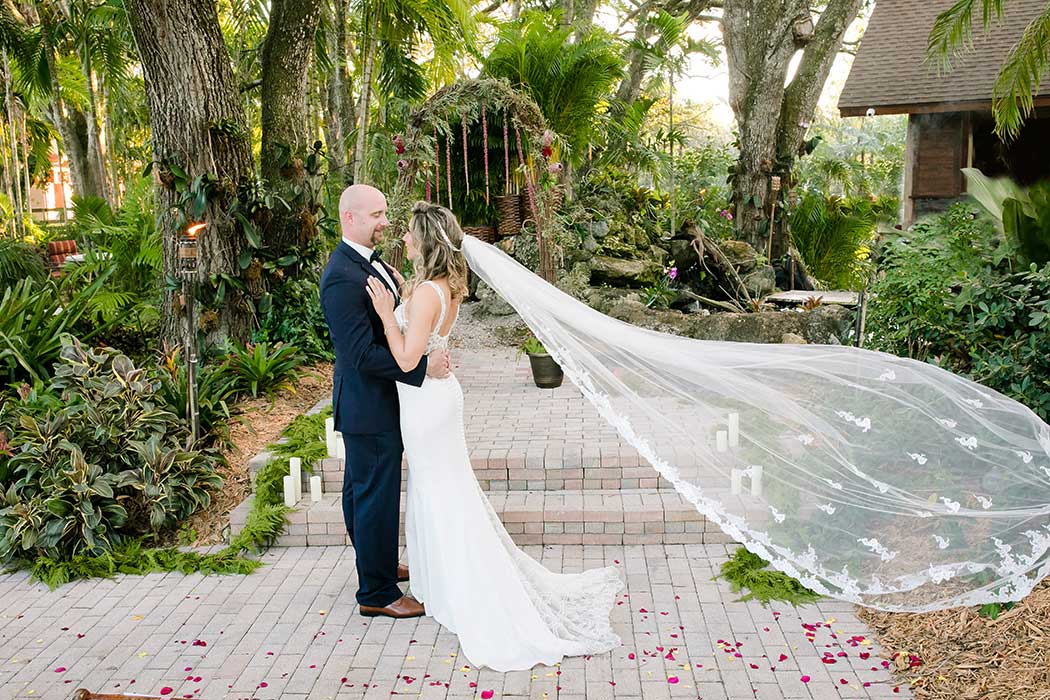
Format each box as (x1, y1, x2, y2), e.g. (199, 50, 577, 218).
(742, 265, 776, 298)
(719, 240, 763, 273)
(475, 279, 516, 317)
(589, 293, 854, 345)
(589, 255, 661, 288)
(781, 333, 808, 344)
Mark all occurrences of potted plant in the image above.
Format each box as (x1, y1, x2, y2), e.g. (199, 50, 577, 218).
(519, 334, 563, 388)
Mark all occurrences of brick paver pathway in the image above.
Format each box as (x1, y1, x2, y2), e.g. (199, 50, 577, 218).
(0, 544, 908, 700)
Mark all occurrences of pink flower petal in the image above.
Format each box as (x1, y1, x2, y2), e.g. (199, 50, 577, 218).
(480, 691, 494, 699)
(54, 667, 66, 673)
(778, 654, 789, 662)
(160, 688, 173, 696)
(667, 676, 679, 684)
(800, 676, 811, 683)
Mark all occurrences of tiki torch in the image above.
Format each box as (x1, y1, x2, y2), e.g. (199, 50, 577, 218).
(179, 222, 206, 446)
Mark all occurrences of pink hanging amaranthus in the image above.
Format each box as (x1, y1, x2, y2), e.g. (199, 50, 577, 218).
(462, 114, 470, 196)
(503, 111, 510, 193)
(434, 127, 441, 206)
(482, 106, 490, 204)
(445, 131, 453, 207)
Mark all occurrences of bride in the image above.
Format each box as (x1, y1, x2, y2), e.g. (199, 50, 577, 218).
(364, 201, 623, 672)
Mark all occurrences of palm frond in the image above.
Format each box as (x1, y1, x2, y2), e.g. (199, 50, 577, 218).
(925, 0, 1004, 70)
(991, 3, 1050, 139)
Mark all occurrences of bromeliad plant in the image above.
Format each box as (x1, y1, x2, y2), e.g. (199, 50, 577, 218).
(220, 340, 305, 399)
(0, 338, 223, 563)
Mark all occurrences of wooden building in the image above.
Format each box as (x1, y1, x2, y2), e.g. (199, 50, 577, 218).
(839, 0, 1050, 225)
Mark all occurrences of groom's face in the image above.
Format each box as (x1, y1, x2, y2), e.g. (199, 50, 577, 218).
(346, 193, 390, 247)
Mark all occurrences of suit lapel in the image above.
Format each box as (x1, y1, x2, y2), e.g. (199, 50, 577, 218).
(337, 243, 400, 303)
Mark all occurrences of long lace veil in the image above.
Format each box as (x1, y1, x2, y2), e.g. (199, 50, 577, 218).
(462, 235, 1050, 612)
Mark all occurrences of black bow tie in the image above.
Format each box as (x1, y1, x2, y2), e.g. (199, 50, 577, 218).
(369, 250, 382, 263)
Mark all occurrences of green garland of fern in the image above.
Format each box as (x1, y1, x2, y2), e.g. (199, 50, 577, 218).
(717, 546, 822, 607)
(26, 408, 331, 589)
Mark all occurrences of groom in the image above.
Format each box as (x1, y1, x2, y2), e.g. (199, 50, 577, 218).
(320, 184, 450, 619)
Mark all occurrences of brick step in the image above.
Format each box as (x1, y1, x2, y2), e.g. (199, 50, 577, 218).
(229, 489, 738, 548)
(253, 451, 676, 494)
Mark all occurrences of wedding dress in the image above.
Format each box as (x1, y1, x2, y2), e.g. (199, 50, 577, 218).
(394, 280, 623, 672)
(460, 235, 1050, 614)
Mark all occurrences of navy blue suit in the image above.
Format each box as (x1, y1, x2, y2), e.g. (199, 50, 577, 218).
(320, 242, 427, 607)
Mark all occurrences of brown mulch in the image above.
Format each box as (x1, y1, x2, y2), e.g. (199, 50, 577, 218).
(178, 363, 333, 546)
(857, 580, 1050, 700)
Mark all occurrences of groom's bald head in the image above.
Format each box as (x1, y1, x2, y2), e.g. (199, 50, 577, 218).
(339, 184, 389, 247)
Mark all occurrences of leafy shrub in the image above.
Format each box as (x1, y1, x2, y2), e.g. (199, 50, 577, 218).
(255, 277, 332, 361)
(0, 239, 47, 289)
(788, 192, 878, 289)
(220, 341, 305, 399)
(963, 168, 1050, 267)
(154, 347, 239, 447)
(0, 338, 222, 562)
(867, 204, 1050, 420)
(0, 274, 113, 383)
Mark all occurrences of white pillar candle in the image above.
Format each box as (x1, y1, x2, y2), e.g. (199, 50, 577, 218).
(716, 430, 728, 452)
(750, 465, 764, 498)
(727, 412, 740, 447)
(325, 417, 337, 458)
(730, 469, 743, 495)
(310, 475, 323, 503)
(290, 457, 302, 501)
(283, 475, 296, 507)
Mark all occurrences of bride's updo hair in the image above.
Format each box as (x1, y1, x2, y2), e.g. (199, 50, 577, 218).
(405, 201, 469, 301)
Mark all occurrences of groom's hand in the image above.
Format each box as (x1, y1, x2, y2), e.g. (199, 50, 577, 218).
(426, 348, 451, 379)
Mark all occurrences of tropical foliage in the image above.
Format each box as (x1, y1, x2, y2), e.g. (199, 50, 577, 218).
(867, 204, 1050, 421)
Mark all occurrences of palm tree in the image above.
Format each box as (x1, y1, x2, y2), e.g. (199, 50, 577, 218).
(482, 10, 624, 166)
(927, 0, 1050, 139)
(349, 0, 476, 182)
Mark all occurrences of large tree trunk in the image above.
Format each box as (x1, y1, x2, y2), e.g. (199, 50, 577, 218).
(124, 0, 255, 345)
(259, 0, 323, 256)
(324, 0, 351, 188)
(80, 53, 112, 205)
(723, 0, 864, 260)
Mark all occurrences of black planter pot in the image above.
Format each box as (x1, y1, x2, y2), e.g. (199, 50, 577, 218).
(527, 352, 563, 388)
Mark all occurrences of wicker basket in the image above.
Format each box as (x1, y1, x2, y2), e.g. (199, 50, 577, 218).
(496, 193, 523, 238)
(462, 225, 498, 244)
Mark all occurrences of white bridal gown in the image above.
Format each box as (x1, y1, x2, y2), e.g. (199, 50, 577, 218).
(394, 280, 623, 671)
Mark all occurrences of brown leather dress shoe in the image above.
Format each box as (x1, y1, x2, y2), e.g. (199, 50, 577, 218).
(359, 595, 425, 619)
(397, 563, 410, 582)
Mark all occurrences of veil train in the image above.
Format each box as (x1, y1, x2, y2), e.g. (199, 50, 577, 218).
(462, 234, 1050, 613)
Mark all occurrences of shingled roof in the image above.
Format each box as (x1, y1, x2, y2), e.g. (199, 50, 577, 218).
(839, 0, 1050, 116)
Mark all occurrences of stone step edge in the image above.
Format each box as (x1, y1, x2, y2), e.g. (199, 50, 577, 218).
(228, 489, 739, 548)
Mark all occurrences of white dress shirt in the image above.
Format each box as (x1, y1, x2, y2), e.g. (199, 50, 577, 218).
(343, 238, 399, 301)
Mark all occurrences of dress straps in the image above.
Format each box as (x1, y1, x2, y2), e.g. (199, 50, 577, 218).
(420, 280, 447, 332)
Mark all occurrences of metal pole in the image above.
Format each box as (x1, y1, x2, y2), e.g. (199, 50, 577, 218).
(184, 276, 199, 446)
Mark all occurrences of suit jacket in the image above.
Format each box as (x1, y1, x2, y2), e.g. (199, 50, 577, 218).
(320, 243, 427, 434)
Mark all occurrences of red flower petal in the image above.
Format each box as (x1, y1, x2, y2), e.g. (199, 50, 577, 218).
(480, 691, 494, 699)
(54, 667, 66, 673)
(800, 675, 811, 683)
(628, 653, 636, 660)
(160, 688, 173, 696)
(778, 654, 789, 662)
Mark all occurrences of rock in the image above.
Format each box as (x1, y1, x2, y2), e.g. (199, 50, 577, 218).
(780, 333, 808, 344)
(589, 255, 660, 288)
(742, 265, 776, 297)
(719, 240, 762, 273)
(582, 234, 599, 253)
(669, 238, 699, 268)
(585, 220, 610, 239)
(475, 279, 517, 317)
(591, 294, 854, 345)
